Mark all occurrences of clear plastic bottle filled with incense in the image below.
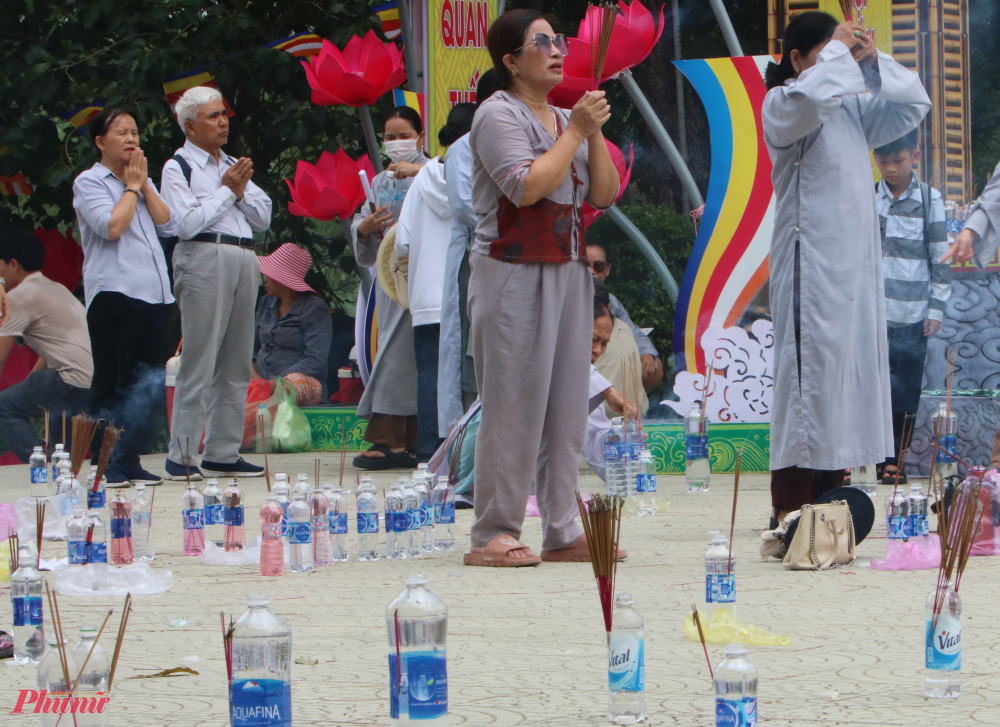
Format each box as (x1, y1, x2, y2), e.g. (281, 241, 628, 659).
(925, 582, 962, 698)
(109, 491, 133, 565)
(685, 404, 710, 493)
(932, 402, 959, 483)
(223, 480, 246, 552)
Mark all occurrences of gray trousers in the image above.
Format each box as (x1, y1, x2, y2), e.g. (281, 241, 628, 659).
(168, 241, 259, 464)
(468, 254, 592, 551)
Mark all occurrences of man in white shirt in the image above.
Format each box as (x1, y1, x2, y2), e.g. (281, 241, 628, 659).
(0, 229, 92, 462)
(159, 86, 271, 480)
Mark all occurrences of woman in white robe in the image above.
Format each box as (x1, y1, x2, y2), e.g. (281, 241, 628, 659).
(762, 13, 930, 519)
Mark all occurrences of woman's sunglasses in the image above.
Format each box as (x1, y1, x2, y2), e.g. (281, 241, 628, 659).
(590, 260, 610, 274)
(515, 33, 570, 57)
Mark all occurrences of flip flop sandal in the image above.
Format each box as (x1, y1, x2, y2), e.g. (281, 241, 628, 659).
(541, 536, 629, 563)
(463, 535, 541, 567)
(353, 443, 415, 471)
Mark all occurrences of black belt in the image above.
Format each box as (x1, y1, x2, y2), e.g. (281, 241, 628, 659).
(187, 232, 255, 249)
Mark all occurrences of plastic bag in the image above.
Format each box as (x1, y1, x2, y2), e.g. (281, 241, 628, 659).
(0, 501, 15, 536)
(16, 492, 75, 543)
(54, 563, 172, 597)
(201, 536, 261, 566)
(270, 378, 312, 453)
(683, 607, 792, 646)
(242, 379, 274, 450)
(870, 535, 941, 570)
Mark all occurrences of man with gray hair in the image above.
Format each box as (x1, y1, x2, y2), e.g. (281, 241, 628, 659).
(160, 86, 270, 479)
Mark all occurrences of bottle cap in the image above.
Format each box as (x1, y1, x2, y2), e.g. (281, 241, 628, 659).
(247, 594, 270, 607)
(724, 642, 747, 656)
(615, 592, 634, 607)
(405, 574, 427, 587)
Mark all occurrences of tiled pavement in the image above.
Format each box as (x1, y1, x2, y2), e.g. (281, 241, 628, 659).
(3, 453, 999, 726)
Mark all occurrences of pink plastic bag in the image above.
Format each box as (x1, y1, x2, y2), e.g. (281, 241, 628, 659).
(870, 535, 942, 570)
(0, 501, 15, 536)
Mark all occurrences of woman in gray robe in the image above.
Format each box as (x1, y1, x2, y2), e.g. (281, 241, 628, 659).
(351, 107, 428, 470)
(762, 12, 930, 519)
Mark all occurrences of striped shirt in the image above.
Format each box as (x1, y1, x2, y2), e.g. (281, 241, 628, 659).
(877, 174, 951, 326)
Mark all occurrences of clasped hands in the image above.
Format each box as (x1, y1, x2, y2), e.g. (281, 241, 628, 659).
(832, 22, 877, 65)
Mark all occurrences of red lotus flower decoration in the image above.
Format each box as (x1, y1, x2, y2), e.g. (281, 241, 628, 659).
(301, 31, 407, 108)
(583, 140, 634, 227)
(549, 0, 665, 109)
(286, 149, 376, 221)
(34, 227, 83, 292)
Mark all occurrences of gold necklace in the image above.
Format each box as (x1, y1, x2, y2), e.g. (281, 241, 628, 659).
(510, 89, 557, 141)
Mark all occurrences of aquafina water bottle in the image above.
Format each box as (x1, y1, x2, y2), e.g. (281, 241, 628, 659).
(705, 531, 735, 617)
(685, 404, 710, 492)
(29, 446, 49, 497)
(432, 477, 456, 551)
(324, 483, 349, 562)
(401, 478, 421, 558)
(10, 548, 45, 664)
(714, 643, 757, 726)
(634, 449, 657, 516)
(412, 471, 435, 554)
(386, 484, 407, 560)
(230, 595, 292, 726)
(288, 492, 313, 573)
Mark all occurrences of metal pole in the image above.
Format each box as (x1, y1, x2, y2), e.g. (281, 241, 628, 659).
(620, 69, 704, 208)
(497, 0, 506, 15)
(707, 0, 744, 57)
(606, 205, 679, 303)
(672, 0, 690, 213)
(359, 104, 385, 175)
(397, 0, 420, 92)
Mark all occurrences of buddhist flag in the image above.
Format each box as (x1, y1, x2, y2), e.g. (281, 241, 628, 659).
(61, 103, 104, 128)
(267, 32, 323, 58)
(0, 173, 33, 197)
(373, 1, 401, 41)
(162, 69, 235, 118)
(392, 89, 425, 126)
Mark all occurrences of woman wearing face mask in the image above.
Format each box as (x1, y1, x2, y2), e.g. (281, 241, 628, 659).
(351, 106, 428, 470)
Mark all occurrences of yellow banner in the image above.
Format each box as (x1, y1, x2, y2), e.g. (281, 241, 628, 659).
(424, 0, 496, 156)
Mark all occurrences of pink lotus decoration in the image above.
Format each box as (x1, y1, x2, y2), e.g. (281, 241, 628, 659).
(301, 31, 407, 107)
(34, 227, 83, 292)
(549, 0, 665, 109)
(286, 149, 376, 221)
(583, 140, 633, 227)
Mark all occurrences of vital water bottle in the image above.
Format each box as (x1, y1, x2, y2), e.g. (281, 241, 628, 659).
(925, 583, 962, 698)
(432, 477, 456, 551)
(386, 575, 448, 725)
(705, 531, 735, 616)
(685, 404, 710, 492)
(308, 486, 333, 567)
(181, 482, 206, 556)
(357, 478, 381, 561)
(908, 484, 929, 539)
(10, 547, 45, 664)
(608, 593, 645, 725)
(260, 494, 284, 577)
(604, 417, 629, 498)
(203, 479, 224, 548)
(850, 463, 878, 497)
(131, 482, 154, 562)
(67, 508, 89, 565)
(230, 595, 292, 726)
(288, 493, 314, 573)
(325, 483, 349, 562)
(29, 446, 49, 497)
(714, 643, 758, 727)
(224, 479, 246, 552)
(634, 449, 657, 517)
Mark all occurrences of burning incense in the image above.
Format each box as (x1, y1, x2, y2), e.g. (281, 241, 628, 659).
(93, 424, 122, 492)
(930, 473, 983, 630)
(727, 449, 742, 575)
(258, 413, 271, 492)
(69, 415, 99, 479)
(588, 1, 619, 84)
(575, 492, 624, 643)
(107, 593, 132, 691)
(691, 603, 714, 679)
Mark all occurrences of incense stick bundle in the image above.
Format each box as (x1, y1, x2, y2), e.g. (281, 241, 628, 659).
(221, 613, 235, 681)
(93, 424, 122, 492)
(838, 0, 852, 20)
(107, 593, 132, 690)
(69, 415, 99, 479)
(931, 473, 982, 630)
(946, 348, 955, 420)
(588, 1, 619, 84)
(690, 603, 714, 679)
(575, 492, 624, 642)
(8, 532, 19, 572)
(44, 584, 73, 712)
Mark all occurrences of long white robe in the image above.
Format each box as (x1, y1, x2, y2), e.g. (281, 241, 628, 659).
(763, 40, 930, 470)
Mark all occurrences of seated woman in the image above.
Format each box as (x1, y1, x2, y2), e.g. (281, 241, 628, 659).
(252, 243, 332, 406)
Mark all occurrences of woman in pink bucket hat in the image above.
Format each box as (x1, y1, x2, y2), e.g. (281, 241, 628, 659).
(252, 243, 332, 406)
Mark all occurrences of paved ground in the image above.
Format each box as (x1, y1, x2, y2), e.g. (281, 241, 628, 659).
(3, 454, 999, 726)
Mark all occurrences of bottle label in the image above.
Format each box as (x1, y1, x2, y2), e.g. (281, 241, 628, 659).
(224, 507, 245, 527)
(887, 515, 907, 540)
(412, 505, 427, 529)
(280, 502, 289, 537)
(686, 434, 709, 460)
(358, 512, 379, 534)
(422, 505, 433, 528)
(87, 489, 106, 510)
(407, 509, 419, 531)
(434, 503, 456, 524)
(229, 678, 291, 727)
(608, 633, 644, 692)
(909, 514, 929, 538)
(205, 504, 223, 526)
(936, 434, 958, 463)
(387, 511, 410, 533)
(31, 466, 47, 484)
(636, 474, 657, 493)
(68, 541, 86, 564)
(289, 522, 312, 545)
(87, 542, 108, 564)
(926, 614, 962, 671)
(12, 596, 43, 626)
(389, 650, 448, 720)
(12, 596, 27, 626)
(716, 697, 757, 727)
(183, 508, 205, 530)
(133, 511, 151, 527)
(604, 442, 626, 461)
(111, 517, 132, 540)
(263, 522, 282, 539)
(330, 513, 348, 535)
(706, 573, 736, 603)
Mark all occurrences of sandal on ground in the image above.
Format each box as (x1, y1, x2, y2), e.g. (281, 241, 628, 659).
(541, 534, 628, 563)
(463, 535, 541, 567)
(353, 443, 416, 471)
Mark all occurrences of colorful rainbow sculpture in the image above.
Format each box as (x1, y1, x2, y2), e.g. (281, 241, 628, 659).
(672, 56, 777, 374)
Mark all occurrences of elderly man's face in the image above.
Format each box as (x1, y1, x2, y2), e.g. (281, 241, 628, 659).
(185, 98, 229, 151)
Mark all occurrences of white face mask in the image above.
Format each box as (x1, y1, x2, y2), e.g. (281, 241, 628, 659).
(384, 139, 423, 164)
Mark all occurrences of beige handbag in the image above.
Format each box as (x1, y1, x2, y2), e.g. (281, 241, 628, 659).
(783, 501, 855, 570)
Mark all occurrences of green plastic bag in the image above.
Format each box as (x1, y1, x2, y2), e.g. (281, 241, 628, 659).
(270, 378, 313, 453)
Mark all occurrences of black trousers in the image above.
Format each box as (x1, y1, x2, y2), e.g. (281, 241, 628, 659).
(886, 321, 928, 464)
(87, 292, 171, 466)
(413, 323, 444, 463)
(771, 466, 845, 513)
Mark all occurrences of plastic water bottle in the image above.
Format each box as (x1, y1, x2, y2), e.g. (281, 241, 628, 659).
(86, 465, 106, 511)
(49, 443, 64, 481)
(293, 473, 310, 498)
(908, 484, 930, 539)
(10, 547, 45, 664)
(431, 477, 456, 551)
(624, 418, 641, 497)
(412, 472, 435, 554)
(273, 474, 291, 563)
(932, 402, 959, 482)
(67, 508, 88, 565)
(886, 488, 908, 541)
(224, 479, 246, 552)
(70, 624, 110, 726)
(604, 417, 629, 498)
(608, 593, 645, 725)
(59, 466, 82, 509)
(685, 404, 710, 492)
(325, 483, 349, 562)
(181, 482, 206, 556)
(109, 490, 133, 565)
(634, 449, 657, 517)
(85, 508, 108, 565)
(131, 482, 155, 562)
(705, 531, 735, 616)
(386, 575, 448, 725)
(386, 484, 407, 560)
(37, 631, 71, 725)
(401, 478, 421, 558)
(288, 492, 314, 573)
(203, 479, 224, 547)
(309, 486, 333, 567)
(29, 446, 49, 497)
(850, 463, 878, 497)
(357, 478, 381, 561)
(714, 643, 758, 726)
(925, 583, 962, 698)
(230, 595, 292, 726)
(260, 494, 284, 577)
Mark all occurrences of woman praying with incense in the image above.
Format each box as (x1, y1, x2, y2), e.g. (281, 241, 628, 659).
(763, 12, 930, 524)
(464, 9, 620, 567)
